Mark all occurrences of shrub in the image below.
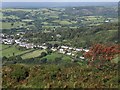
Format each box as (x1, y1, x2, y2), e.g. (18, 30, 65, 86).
(2, 56, 8, 61)
(84, 44, 120, 66)
(10, 66, 29, 82)
(40, 58, 47, 64)
(54, 57, 62, 64)
(40, 52, 47, 58)
(47, 49, 52, 54)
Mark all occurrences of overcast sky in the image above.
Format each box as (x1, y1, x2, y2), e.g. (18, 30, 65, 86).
(2, 0, 120, 2)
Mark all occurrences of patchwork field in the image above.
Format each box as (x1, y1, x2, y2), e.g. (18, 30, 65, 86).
(0, 44, 45, 59)
(1, 22, 26, 29)
(0, 44, 32, 57)
(52, 20, 73, 25)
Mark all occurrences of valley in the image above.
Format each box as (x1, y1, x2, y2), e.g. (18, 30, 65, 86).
(1, 3, 120, 88)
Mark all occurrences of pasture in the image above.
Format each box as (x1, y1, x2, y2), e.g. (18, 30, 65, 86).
(1, 22, 26, 29)
(0, 44, 33, 58)
(21, 50, 45, 59)
(1, 44, 48, 60)
(42, 52, 72, 62)
(52, 20, 73, 25)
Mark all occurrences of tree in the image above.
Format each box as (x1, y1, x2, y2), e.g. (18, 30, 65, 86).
(54, 44, 59, 48)
(11, 23, 14, 26)
(13, 53, 15, 56)
(46, 43, 52, 49)
(40, 58, 47, 64)
(40, 52, 47, 58)
(2, 56, 8, 61)
(47, 49, 52, 55)
(84, 44, 120, 67)
(16, 56, 22, 61)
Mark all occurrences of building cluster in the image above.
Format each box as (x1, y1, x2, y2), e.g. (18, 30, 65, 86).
(52, 45, 89, 59)
(1, 37, 47, 50)
(1, 33, 89, 59)
(0, 33, 54, 50)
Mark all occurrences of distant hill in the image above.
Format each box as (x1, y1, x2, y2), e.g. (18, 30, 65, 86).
(2, 2, 118, 8)
(65, 6, 118, 17)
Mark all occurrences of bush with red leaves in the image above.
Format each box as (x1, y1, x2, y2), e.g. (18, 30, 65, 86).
(84, 44, 120, 66)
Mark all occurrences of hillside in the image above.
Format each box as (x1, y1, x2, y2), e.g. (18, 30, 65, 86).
(1, 5, 119, 89)
(2, 63, 119, 88)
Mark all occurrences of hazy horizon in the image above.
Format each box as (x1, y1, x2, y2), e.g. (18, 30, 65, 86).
(2, 2, 118, 8)
(2, 0, 119, 2)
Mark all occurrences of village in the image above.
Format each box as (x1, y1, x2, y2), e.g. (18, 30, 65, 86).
(0, 33, 89, 60)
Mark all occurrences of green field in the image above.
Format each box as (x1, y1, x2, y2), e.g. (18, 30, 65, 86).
(42, 52, 72, 62)
(2, 15, 20, 19)
(1, 22, 26, 29)
(0, 44, 47, 60)
(0, 44, 33, 57)
(1, 43, 72, 62)
(22, 19, 34, 22)
(21, 50, 45, 59)
(1, 44, 72, 62)
(49, 15, 59, 18)
(0, 44, 10, 50)
(52, 20, 73, 25)
(42, 25, 61, 29)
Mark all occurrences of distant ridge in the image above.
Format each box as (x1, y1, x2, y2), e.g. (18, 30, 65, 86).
(2, 2, 118, 8)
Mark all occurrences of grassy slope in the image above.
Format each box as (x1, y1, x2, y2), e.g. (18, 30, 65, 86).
(1, 46, 32, 57)
(0, 44, 10, 50)
(1, 44, 47, 60)
(0, 44, 33, 57)
(2, 63, 118, 88)
(42, 52, 72, 62)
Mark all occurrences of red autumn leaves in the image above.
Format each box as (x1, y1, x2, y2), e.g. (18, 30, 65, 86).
(84, 44, 120, 63)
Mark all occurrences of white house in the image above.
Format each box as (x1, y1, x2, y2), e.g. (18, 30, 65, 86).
(0, 33, 5, 37)
(26, 43, 34, 49)
(61, 46, 69, 49)
(76, 48, 82, 52)
(51, 48, 57, 51)
(59, 49, 66, 54)
(4, 42, 12, 45)
(72, 53, 75, 56)
(17, 33, 20, 36)
(66, 52, 72, 56)
(83, 49, 89, 52)
(59, 48, 64, 52)
(15, 40, 21, 44)
(19, 42, 26, 47)
(3, 39, 14, 45)
(56, 34, 61, 38)
(69, 47, 73, 50)
(80, 56, 85, 60)
(105, 20, 109, 23)
(39, 46, 47, 49)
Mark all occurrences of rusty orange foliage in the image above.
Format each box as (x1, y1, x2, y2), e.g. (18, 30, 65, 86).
(84, 44, 120, 64)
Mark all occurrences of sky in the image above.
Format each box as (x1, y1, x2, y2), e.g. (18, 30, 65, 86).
(1, 0, 120, 2)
